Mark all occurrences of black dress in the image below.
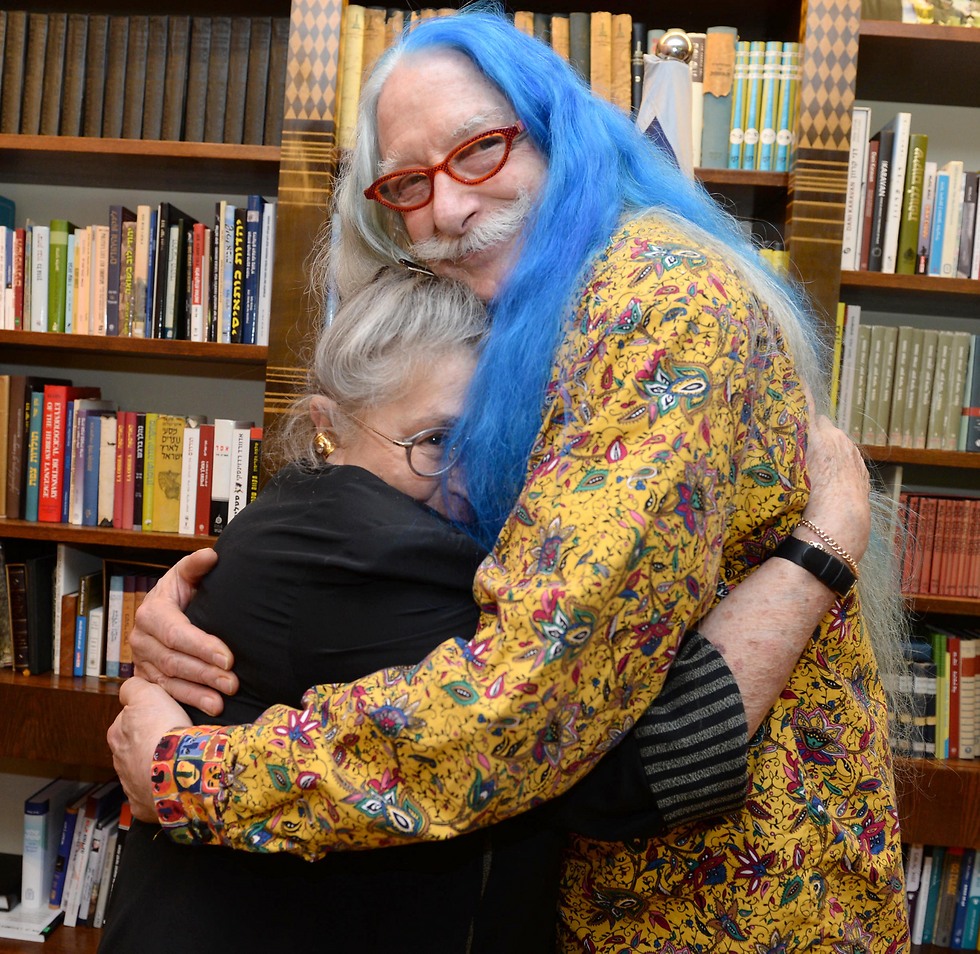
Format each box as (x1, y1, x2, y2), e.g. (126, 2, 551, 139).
(100, 463, 565, 953)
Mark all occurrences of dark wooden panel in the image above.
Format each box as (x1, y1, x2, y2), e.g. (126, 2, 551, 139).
(897, 758, 980, 849)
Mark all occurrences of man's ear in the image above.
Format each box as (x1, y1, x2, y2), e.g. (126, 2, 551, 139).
(310, 396, 336, 432)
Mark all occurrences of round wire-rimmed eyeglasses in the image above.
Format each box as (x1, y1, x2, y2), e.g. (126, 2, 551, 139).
(346, 413, 462, 477)
(363, 121, 527, 212)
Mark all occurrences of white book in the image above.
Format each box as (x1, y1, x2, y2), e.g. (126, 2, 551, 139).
(841, 105, 870, 271)
(103, 575, 125, 679)
(940, 160, 965, 277)
(91, 823, 119, 928)
(178, 424, 202, 535)
(67, 399, 114, 529)
(64, 232, 76, 333)
(210, 418, 252, 536)
(256, 201, 277, 347)
(96, 413, 117, 527)
(20, 778, 89, 911)
(916, 161, 938, 274)
(59, 800, 89, 922)
(972, 192, 980, 280)
(836, 304, 861, 432)
(74, 226, 91, 334)
(90, 225, 110, 335)
(227, 424, 252, 523)
(51, 544, 103, 675)
(688, 33, 706, 169)
(84, 604, 105, 678)
(61, 782, 120, 927)
(880, 110, 911, 274)
(133, 204, 152, 338)
(0, 226, 8, 330)
(164, 224, 180, 338)
(911, 853, 933, 944)
(29, 224, 49, 332)
(77, 814, 117, 926)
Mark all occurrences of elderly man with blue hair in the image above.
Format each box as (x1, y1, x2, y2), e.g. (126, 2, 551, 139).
(109, 8, 908, 951)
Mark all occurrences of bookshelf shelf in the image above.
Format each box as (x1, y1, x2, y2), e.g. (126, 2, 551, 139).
(897, 757, 980, 849)
(841, 271, 980, 318)
(0, 135, 281, 193)
(1, 927, 101, 953)
(861, 445, 980, 470)
(0, 330, 268, 377)
(0, 671, 120, 769)
(907, 595, 980, 617)
(856, 21, 980, 108)
(0, 519, 215, 552)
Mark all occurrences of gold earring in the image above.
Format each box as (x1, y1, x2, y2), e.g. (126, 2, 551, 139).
(313, 432, 337, 458)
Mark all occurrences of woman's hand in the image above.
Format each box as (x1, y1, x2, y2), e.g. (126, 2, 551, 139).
(107, 677, 192, 823)
(131, 548, 239, 716)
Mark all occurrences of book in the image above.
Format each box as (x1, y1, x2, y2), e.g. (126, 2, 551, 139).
(72, 569, 102, 677)
(263, 18, 289, 146)
(962, 334, 980, 453)
(106, 205, 136, 337)
(37, 384, 100, 523)
(121, 15, 149, 139)
(926, 330, 956, 450)
(957, 171, 979, 280)
(938, 160, 966, 278)
(911, 329, 939, 448)
(0, 853, 19, 912)
(100, 15, 129, 139)
(727, 41, 749, 170)
(243, 17, 272, 144)
(739, 41, 765, 171)
(610, 13, 631, 115)
(256, 201, 276, 347)
(858, 138, 881, 271)
(100, 799, 132, 926)
(846, 323, 872, 443)
(935, 847, 966, 948)
(879, 111, 911, 274)
(841, 105, 871, 270)
(21, 778, 90, 911)
(242, 195, 265, 344)
(19, 12, 48, 136)
(150, 414, 187, 533)
(223, 17, 252, 145)
(160, 16, 190, 141)
(90, 821, 118, 928)
(0, 542, 12, 668)
(700, 26, 738, 169)
(887, 326, 916, 446)
(141, 15, 169, 141)
(77, 813, 117, 926)
(59, 14, 87, 136)
(916, 160, 939, 274)
(895, 133, 928, 276)
(90, 224, 111, 335)
(103, 574, 125, 678)
(178, 420, 202, 535)
(0, 375, 8, 514)
(48, 785, 94, 910)
(29, 223, 49, 333)
(199, 15, 230, 139)
(97, 412, 118, 527)
(866, 122, 894, 272)
(0, 10, 28, 134)
(151, 203, 195, 338)
(567, 11, 590, 84)
(210, 418, 252, 535)
(38, 11, 68, 137)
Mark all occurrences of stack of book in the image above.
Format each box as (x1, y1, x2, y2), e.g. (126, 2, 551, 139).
(0, 11, 289, 145)
(905, 843, 980, 953)
(832, 306, 980, 453)
(0, 196, 277, 344)
(840, 108, 980, 278)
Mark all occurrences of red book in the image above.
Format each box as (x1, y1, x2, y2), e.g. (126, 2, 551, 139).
(930, 498, 950, 596)
(194, 423, 214, 535)
(12, 227, 25, 328)
(915, 496, 937, 595)
(970, 500, 980, 599)
(112, 410, 129, 529)
(858, 138, 880, 272)
(37, 385, 100, 522)
(120, 411, 137, 530)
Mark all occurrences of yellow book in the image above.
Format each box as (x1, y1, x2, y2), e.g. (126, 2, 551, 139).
(550, 15, 569, 60)
(611, 13, 632, 114)
(513, 11, 534, 37)
(336, 4, 366, 151)
(361, 7, 387, 83)
(830, 301, 846, 417)
(150, 414, 186, 534)
(589, 11, 613, 103)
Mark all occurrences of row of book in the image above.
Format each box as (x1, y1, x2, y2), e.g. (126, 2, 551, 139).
(840, 108, 980, 278)
(0, 778, 129, 942)
(335, 9, 799, 173)
(0, 195, 277, 344)
(831, 308, 980, 453)
(0, 11, 288, 146)
(877, 0, 979, 26)
(0, 538, 166, 678)
(899, 625, 980, 762)
(897, 492, 980, 600)
(0, 376, 263, 534)
(905, 843, 980, 952)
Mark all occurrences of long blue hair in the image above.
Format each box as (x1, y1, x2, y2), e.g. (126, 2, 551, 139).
(339, 6, 825, 551)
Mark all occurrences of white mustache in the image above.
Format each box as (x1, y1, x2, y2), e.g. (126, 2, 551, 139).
(408, 191, 533, 264)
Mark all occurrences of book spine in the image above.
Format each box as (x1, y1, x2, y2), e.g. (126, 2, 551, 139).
(699, 26, 738, 170)
(726, 41, 749, 171)
(895, 133, 928, 275)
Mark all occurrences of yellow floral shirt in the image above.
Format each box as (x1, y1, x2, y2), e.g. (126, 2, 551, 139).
(153, 215, 908, 950)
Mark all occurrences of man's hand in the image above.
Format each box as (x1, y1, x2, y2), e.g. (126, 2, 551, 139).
(131, 548, 238, 716)
(107, 677, 192, 823)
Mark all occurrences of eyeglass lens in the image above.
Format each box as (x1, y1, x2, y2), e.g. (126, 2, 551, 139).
(408, 428, 459, 477)
(378, 130, 513, 209)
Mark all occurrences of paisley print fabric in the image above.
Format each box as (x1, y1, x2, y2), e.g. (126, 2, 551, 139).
(152, 215, 908, 950)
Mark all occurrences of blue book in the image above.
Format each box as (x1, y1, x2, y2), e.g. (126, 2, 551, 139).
(242, 194, 265, 345)
(700, 25, 739, 169)
(60, 401, 75, 523)
(64, 233, 76, 333)
(927, 171, 950, 277)
(962, 850, 980, 950)
(922, 845, 947, 945)
(952, 848, 976, 948)
(48, 785, 95, 908)
(105, 205, 136, 336)
(80, 413, 102, 528)
(23, 387, 48, 522)
(0, 194, 15, 228)
(727, 41, 749, 170)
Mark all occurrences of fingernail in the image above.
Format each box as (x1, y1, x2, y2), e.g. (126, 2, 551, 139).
(213, 653, 231, 670)
(217, 676, 236, 695)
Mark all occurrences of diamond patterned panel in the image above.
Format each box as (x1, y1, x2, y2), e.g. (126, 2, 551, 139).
(796, 0, 861, 152)
(284, 0, 343, 125)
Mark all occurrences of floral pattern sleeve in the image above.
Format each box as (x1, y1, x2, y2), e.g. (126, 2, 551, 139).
(153, 216, 805, 859)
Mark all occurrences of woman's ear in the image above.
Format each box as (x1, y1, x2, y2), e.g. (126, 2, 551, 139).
(310, 396, 336, 432)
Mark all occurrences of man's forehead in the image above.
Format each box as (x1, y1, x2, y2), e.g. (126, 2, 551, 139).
(377, 109, 509, 171)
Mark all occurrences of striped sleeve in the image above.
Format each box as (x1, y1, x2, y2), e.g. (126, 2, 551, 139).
(634, 630, 749, 828)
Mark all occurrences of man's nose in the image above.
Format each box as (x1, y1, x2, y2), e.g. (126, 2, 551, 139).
(428, 171, 480, 237)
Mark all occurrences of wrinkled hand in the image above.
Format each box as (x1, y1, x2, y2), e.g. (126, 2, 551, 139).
(108, 677, 192, 823)
(131, 548, 238, 716)
(803, 413, 871, 563)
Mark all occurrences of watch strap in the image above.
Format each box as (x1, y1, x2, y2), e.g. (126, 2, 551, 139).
(771, 535, 856, 598)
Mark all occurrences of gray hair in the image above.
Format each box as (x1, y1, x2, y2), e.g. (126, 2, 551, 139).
(271, 267, 487, 469)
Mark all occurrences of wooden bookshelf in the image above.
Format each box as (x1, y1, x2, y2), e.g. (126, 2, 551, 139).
(898, 757, 980, 849)
(0, 135, 281, 193)
(857, 21, 980, 108)
(0, 518, 214, 551)
(861, 445, 980, 470)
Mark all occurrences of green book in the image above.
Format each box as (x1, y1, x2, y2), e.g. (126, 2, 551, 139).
(141, 412, 158, 531)
(896, 133, 928, 275)
(47, 220, 75, 333)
